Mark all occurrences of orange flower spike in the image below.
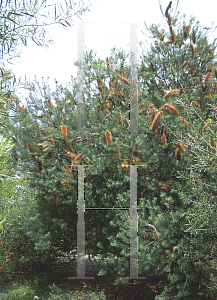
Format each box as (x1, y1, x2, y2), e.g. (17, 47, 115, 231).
(150, 111, 162, 131)
(164, 103, 179, 115)
(179, 117, 188, 124)
(176, 143, 188, 153)
(67, 151, 75, 158)
(61, 125, 68, 136)
(74, 153, 83, 163)
(193, 101, 201, 109)
(160, 183, 171, 192)
(204, 72, 212, 82)
(164, 89, 180, 99)
(189, 43, 196, 54)
(161, 134, 166, 144)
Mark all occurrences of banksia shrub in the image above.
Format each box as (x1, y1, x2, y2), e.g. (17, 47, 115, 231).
(105, 130, 112, 147)
(61, 125, 68, 136)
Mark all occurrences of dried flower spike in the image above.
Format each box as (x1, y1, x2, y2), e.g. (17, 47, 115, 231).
(164, 89, 180, 99)
(164, 103, 179, 115)
(117, 112, 123, 126)
(74, 153, 83, 162)
(150, 111, 162, 131)
(179, 117, 188, 124)
(105, 130, 112, 147)
(189, 43, 195, 54)
(193, 101, 201, 109)
(104, 109, 110, 115)
(115, 74, 130, 86)
(204, 72, 212, 82)
(175, 148, 182, 160)
(165, 1, 172, 17)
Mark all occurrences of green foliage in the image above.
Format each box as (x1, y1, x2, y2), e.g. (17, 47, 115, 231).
(1, 2, 217, 299)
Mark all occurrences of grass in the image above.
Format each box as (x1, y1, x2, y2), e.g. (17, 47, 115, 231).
(0, 275, 108, 299)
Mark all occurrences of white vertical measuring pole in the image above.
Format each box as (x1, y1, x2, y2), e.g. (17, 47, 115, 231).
(121, 21, 146, 280)
(68, 21, 94, 280)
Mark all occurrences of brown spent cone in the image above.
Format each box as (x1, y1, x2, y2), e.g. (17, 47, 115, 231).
(96, 105, 102, 112)
(192, 30, 196, 43)
(117, 112, 123, 126)
(37, 159, 43, 172)
(132, 157, 143, 165)
(107, 100, 113, 109)
(165, 1, 172, 17)
(164, 103, 179, 115)
(115, 150, 121, 159)
(139, 108, 146, 115)
(179, 117, 188, 124)
(175, 148, 182, 160)
(189, 43, 196, 54)
(189, 62, 194, 74)
(213, 67, 217, 79)
(151, 108, 158, 123)
(132, 143, 139, 157)
(105, 130, 112, 147)
(179, 60, 188, 69)
(195, 77, 200, 85)
(74, 153, 83, 163)
(47, 134, 55, 146)
(193, 101, 201, 109)
(150, 111, 162, 131)
(164, 89, 180, 99)
(204, 72, 212, 82)
(64, 140, 73, 152)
